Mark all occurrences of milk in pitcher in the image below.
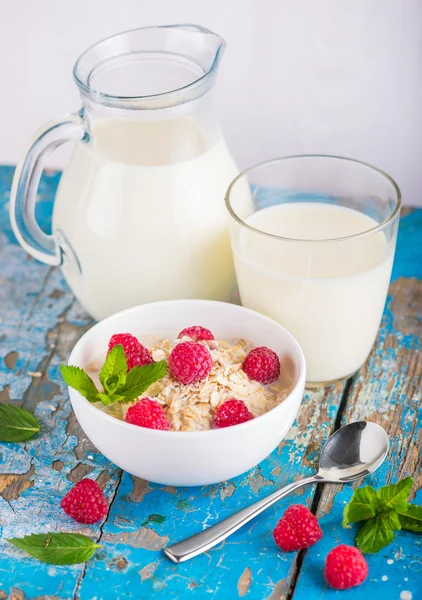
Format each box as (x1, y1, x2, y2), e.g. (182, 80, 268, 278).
(53, 116, 238, 319)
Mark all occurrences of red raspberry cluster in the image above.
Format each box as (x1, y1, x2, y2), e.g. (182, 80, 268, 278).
(111, 327, 282, 432)
(273, 504, 368, 590)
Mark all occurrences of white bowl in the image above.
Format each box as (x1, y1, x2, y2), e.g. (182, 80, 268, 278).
(67, 300, 306, 486)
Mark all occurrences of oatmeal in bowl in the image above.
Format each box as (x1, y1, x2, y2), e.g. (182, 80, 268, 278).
(64, 300, 306, 486)
(77, 328, 293, 433)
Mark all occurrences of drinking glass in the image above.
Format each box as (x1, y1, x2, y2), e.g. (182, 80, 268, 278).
(225, 155, 401, 386)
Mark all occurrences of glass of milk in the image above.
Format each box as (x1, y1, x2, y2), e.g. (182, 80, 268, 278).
(226, 156, 401, 386)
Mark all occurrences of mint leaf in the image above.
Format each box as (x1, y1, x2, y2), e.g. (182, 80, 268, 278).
(104, 374, 126, 395)
(343, 486, 382, 527)
(118, 361, 168, 402)
(96, 392, 125, 406)
(0, 405, 40, 442)
(377, 477, 413, 512)
(7, 533, 101, 565)
(356, 515, 396, 553)
(60, 365, 99, 403)
(99, 345, 127, 395)
(397, 504, 422, 532)
(382, 509, 402, 531)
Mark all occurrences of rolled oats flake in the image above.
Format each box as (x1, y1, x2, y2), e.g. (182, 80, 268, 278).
(152, 349, 166, 362)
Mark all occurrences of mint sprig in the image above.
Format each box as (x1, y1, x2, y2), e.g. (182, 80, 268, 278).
(343, 477, 421, 553)
(7, 532, 101, 565)
(61, 345, 167, 407)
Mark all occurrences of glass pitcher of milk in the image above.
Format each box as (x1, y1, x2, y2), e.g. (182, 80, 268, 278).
(10, 25, 238, 320)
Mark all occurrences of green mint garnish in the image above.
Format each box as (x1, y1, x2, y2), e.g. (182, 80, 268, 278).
(118, 361, 168, 401)
(342, 485, 382, 526)
(99, 345, 128, 395)
(343, 476, 421, 553)
(355, 513, 397, 554)
(376, 477, 413, 512)
(61, 344, 167, 407)
(60, 365, 99, 403)
(7, 532, 101, 565)
(396, 504, 422, 532)
(0, 404, 41, 442)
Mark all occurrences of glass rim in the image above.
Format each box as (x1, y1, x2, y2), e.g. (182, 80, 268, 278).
(73, 24, 224, 109)
(225, 154, 402, 244)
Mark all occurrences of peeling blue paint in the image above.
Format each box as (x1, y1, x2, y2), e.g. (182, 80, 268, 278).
(0, 166, 420, 599)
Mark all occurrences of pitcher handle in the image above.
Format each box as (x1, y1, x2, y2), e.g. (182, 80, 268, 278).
(10, 111, 87, 266)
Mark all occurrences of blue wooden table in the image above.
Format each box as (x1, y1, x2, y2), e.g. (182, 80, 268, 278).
(0, 165, 421, 600)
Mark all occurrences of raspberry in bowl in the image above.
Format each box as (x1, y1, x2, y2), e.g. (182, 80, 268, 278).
(65, 300, 306, 486)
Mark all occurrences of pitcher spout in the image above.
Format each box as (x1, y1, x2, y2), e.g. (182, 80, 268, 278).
(167, 23, 226, 79)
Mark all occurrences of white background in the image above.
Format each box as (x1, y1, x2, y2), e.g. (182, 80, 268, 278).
(1, 0, 421, 205)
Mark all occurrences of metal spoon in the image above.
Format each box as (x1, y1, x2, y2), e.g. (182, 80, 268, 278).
(164, 421, 389, 563)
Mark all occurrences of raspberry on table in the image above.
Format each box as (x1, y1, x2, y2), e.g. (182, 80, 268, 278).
(324, 544, 368, 590)
(178, 326, 215, 342)
(108, 333, 153, 371)
(169, 341, 213, 384)
(125, 398, 170, 430)
(213, 398, 254, 428)
(273, 504, 323, 551)
(60, 478, 108, 524)
(242, 346, 280, 384)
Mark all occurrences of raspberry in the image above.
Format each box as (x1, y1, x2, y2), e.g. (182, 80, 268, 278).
(273, 505, 323, 551)
(242, 346, 280, 384)
(108, 333, 153, 371)
(169, 341, 213, 384)
(60, 478, 108, 524)
(324, 545, 368, 590)
(213, 399, 254, 428)
(178, 326, 215, 342)
(125, 398, 170, 431)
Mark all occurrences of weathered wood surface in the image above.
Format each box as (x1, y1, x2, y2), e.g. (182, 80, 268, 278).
(0, 165, 420, 600)
(293, 211, 422, 599)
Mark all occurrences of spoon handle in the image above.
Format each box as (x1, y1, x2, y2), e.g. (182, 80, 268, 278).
(164, 475, 318, 563)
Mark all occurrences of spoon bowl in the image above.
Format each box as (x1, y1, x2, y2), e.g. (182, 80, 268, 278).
(317, 421, 389, 482)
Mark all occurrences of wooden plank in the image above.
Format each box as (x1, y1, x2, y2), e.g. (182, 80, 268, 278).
(293, 210, 422, 600)
(0, 166, 346, 599)
(0, 168, 121, 599)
